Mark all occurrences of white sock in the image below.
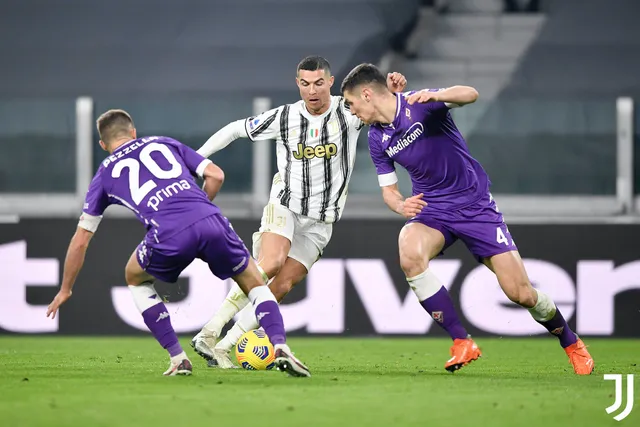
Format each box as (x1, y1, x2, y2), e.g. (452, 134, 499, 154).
(247, 284, 278, 305)
(128, 283, 162, 313)
(216, 304, 260, 352)
(528, 288, 556, 322)
(202, 265, 269, 335)
(202, 283, 249, 335)
(170, 351, 188, 363)
(217, 286, 277, 352)
(406, 269, 443, 302)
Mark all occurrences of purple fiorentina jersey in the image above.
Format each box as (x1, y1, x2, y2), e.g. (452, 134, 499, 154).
(368, 92, 490, 211)
(83, 136, 219, 242)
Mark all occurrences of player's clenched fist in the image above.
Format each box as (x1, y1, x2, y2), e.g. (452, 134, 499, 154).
(401, 193, 428, 218)
(387, 72, 407, 93)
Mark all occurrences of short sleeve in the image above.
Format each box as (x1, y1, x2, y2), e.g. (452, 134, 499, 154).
(368, 128, 397, 186)
(161, 137, 212, 179)
(245, 107, 281, 141)
(82, 169, 109, 216)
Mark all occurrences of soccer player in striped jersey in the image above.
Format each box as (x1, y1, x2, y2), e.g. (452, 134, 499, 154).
(341, 63, 594, 375)
(191, 56, 407, 368)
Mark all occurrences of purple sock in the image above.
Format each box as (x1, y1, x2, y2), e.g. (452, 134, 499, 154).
(142, 303, 183, 357)
(420, 287, 468, 340)
(254, 300, 286, 346)
(536, 307, 577, 348)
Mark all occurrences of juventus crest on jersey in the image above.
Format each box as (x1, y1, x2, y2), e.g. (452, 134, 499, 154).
(245, 95, 363, 223)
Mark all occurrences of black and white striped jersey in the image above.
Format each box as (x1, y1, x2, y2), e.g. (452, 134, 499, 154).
(245, 95, 363, 223)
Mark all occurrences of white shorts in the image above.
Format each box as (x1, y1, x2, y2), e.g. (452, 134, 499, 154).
(252, 201, 333, 271)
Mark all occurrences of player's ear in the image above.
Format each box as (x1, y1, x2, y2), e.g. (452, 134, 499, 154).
(131, 128, 137, 139)
(328, 75, 335, 88)
(98, 140, 107, 152)
(362, 87, 372, 102)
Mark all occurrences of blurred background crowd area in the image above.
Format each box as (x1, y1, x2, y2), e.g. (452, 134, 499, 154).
(1, 0, 638, 218)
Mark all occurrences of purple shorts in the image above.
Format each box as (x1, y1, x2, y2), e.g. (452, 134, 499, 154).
(135, 214, 251, 283)
(409, 193, 517, 262)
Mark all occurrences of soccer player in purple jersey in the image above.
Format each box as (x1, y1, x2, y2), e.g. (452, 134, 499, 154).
(341, 64, 594, 375)
(45, 109, 310, 377)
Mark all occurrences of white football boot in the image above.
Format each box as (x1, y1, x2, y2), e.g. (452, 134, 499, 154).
(274, 344, 311, 377)
(190, 329, 217, 362)
(163, 352, 193, 376)
(211, 346, 238, 369)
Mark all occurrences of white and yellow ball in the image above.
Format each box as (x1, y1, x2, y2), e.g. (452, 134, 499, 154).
(235, 329, 276, 370)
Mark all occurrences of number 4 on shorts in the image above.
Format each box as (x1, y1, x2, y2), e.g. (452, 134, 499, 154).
(496, 226, 513, 246)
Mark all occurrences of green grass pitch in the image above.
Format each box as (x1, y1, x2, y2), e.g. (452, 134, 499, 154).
(1, 337, 638, 426)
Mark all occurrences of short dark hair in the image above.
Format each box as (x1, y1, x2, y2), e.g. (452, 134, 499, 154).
(297, 56, 331, 75)
(340, 63, 387, 94)
(96, 109, 134, 144)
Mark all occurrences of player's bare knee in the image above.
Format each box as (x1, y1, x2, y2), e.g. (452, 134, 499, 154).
(504, 282, 536, 308)
(517, 285, 537, 308)
(399, 251, 427, 277)
(124, 268, 144, 287)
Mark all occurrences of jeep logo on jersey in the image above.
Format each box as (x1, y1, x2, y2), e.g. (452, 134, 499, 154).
(293, 142, 338, 160)
(385, 122, 424, 157)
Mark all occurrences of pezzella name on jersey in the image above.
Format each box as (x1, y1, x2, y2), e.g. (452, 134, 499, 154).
(385, 122, 424, 157)
(102, 139, 148, 168)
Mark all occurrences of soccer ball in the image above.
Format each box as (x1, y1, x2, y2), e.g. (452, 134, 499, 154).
(235, 329, 276, 370)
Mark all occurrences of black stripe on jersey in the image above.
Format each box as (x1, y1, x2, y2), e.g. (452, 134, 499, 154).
(333, 99, 350, 219)
(278, 105, 292, 207)
(299, 114, 310, 216)
(319, 112, 333, 221)
(249, 109, 278, 140)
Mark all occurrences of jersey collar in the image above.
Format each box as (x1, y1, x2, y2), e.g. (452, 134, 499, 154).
(300, 96, 335, 121)
(381, 93, 402, 130)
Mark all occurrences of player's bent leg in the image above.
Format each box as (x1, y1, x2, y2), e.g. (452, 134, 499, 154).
(398, 222, 444, 277)
(125, 249, 192, 376)
(255, 232, 292, 278)
(399, 223, 480, 371)
(484, 251, 594, 375)
(191, 263, 269, 364)
(193, 230, 291, 353)
(269, 257, 308, 301)
(192, 203, 291, 359)
(207, 216, 321, 370)
(232, 259, 310, 377)
(212, 257, 309, 364)
(482, 250, 537, 307)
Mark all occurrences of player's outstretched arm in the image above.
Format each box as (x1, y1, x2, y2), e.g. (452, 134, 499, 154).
(46, 227, 95, 319)
(202, 162, 225, 201)
(406, 86, 479, 106)
(197, 120, 247, 158)
(381, 183, 428, 219)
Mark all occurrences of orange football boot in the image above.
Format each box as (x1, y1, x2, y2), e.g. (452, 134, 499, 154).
(445, 337, 482, 372)
(564, 338, 594, 375)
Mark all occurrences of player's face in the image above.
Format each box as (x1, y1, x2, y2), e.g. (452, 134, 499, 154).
(343, 88, 376, 124)
(296, 69, 334, 115)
